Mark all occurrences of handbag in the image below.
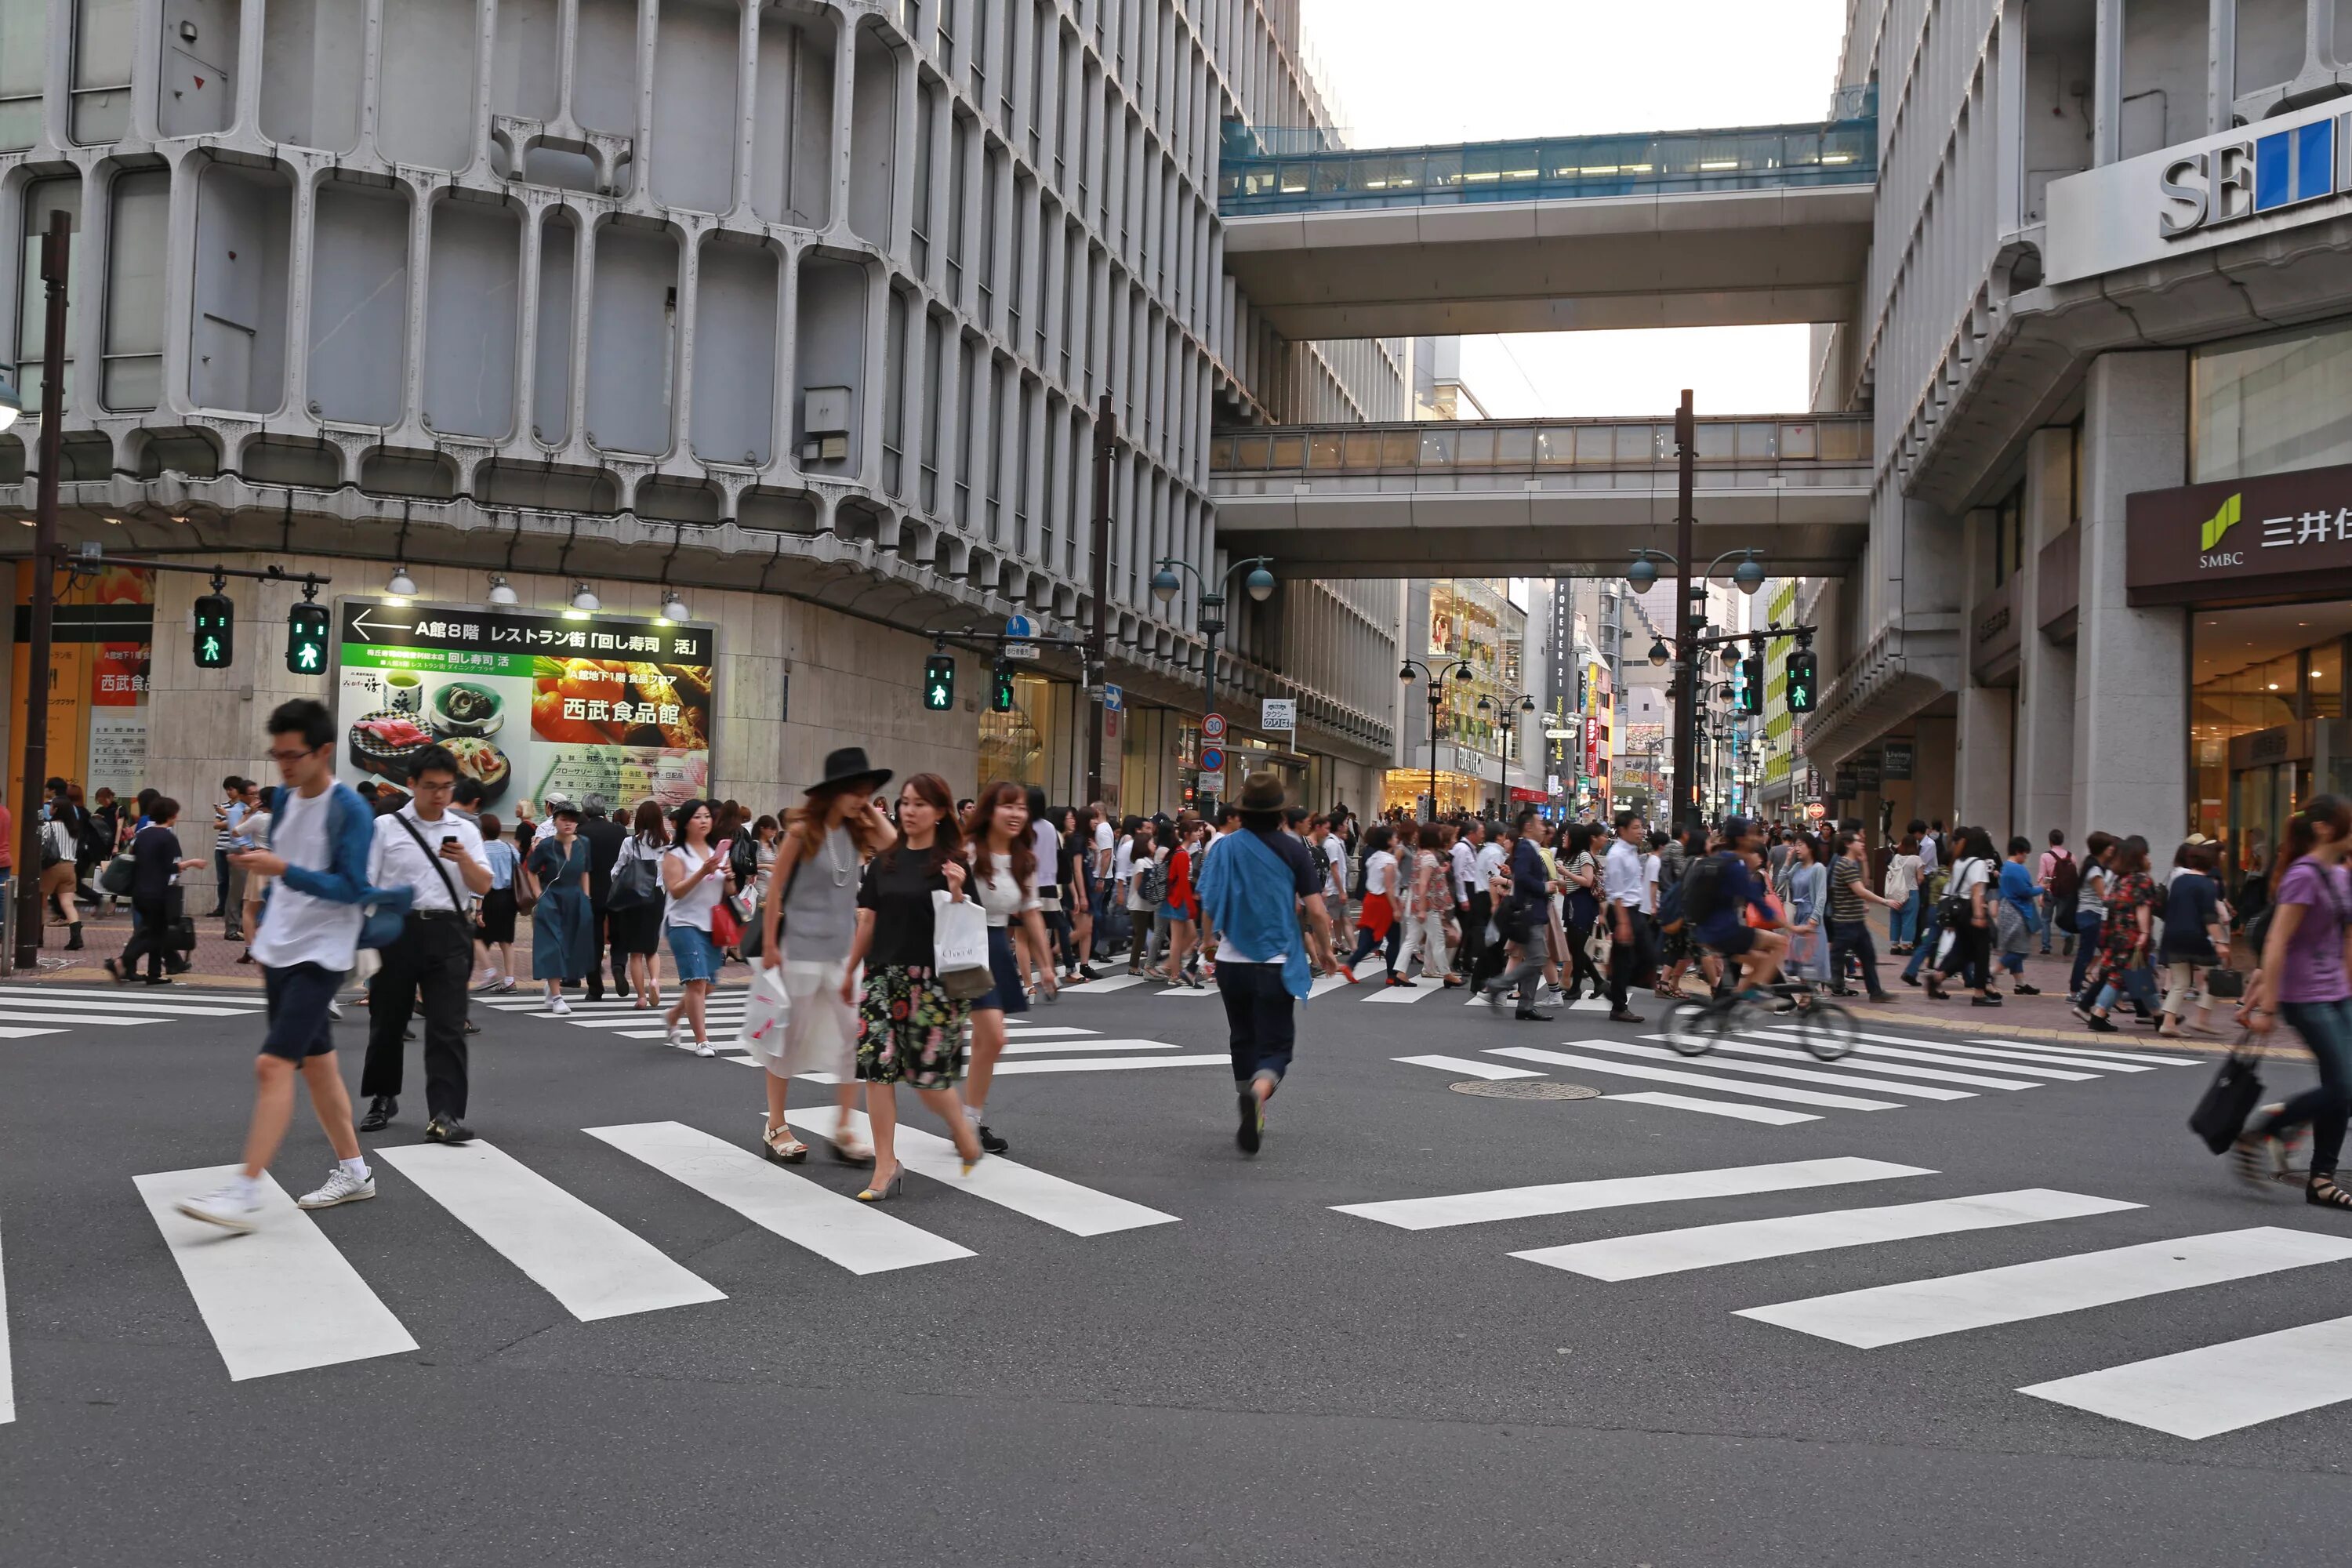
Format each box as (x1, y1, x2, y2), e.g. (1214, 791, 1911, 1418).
(607, 854, 660, 911)
(710, 897, 743, 949)
(932, 889, 993, 1000)
(736, 962, 792, 1054)
(99, 852, 135, 896)
(2189, 1035, 2267, 1154)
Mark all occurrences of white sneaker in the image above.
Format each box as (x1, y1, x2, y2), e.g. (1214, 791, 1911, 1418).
(296, 1167, 377, 1210)
(176, 1184, 263, 1233)
(694, 1040, 716, 1058)
(666, 1018, 684, 1047)
(549, 996, 572, 1016)
(328, 1000, 344, 1019)
(495, 976, 517, 993)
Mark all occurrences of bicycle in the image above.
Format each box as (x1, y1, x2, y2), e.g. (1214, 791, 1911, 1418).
(1664, 972, 1856, 1061)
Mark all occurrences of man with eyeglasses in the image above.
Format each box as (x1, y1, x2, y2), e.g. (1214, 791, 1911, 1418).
(358, 745, 492, 1142)
(174, 699, 393, 1233)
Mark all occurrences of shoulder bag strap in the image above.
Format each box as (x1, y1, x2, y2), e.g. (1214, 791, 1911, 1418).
(390, 811, 464, 909)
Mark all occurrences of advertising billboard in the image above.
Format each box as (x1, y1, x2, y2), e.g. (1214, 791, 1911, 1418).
(11, 562, 152, 801)
(332, 599, 714, 811)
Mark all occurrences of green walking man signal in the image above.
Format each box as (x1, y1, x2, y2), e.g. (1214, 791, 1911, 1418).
(193, 591, 235, 670)
(923, 653, 956, 711)
(1786, 648, 1817, 714)
(286, 601, 330, 675)
(1736, 655, 1764, 716)
(991, 662, 1017, 713)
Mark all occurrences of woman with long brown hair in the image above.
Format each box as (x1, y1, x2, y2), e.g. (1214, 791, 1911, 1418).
(2234, 794, 2352, 1210)
(749, 749, 896, 1164)
(840, 771, 985, 1198)
(961, 780, 1058, 1155)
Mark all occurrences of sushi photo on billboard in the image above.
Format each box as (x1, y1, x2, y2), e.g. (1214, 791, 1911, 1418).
(332, 599, 713, 811)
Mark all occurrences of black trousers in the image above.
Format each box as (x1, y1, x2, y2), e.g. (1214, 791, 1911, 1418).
(1828, 917, 1885, 997)
(361, 913, 474, 1120)
(1457, 891, 1489, 982)
(120, 895, 172, 980)
(586, 902, 612, 997)
(1606, 909, 1653, 1010)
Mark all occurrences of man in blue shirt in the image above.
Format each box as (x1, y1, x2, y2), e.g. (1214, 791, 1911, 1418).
(1690, 817, 1790, 996)
(1480, 809, 1556, 1022)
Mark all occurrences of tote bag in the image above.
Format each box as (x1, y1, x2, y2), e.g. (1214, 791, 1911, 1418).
(932, 890, 993, 1000)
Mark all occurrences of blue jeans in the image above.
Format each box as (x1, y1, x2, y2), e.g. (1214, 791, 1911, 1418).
(2069, 911, 2103, 998)
(1216, 959, 1296, 1086)
(1903, 902, 1944, 980)
(1887, 890, 1918, 948)
(2094, 965, 2161, 1014)
(2262, 998, 2352, 1177)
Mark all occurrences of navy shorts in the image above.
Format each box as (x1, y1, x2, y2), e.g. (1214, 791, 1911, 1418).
(261, 962, 347, 1062)
(1700, 924, 1758, 958)
(972, 925, 1029, 1015)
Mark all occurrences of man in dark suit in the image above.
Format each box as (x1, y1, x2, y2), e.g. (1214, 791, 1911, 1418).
(577, 793, 629, 1002)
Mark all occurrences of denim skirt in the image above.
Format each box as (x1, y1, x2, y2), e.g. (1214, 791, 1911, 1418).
(971, 925, 1029, 1014)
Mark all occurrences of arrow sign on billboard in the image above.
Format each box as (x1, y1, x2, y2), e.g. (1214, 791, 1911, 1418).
(349, 607, 412, 641)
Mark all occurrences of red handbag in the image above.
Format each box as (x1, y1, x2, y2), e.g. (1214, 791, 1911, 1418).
(710, 897, 743, 949)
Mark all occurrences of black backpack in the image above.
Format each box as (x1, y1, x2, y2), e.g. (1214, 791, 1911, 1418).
(1675, 853, 1726, 931)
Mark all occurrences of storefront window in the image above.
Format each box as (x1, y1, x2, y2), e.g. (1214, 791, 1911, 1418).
(2193, 317, 2352, 483)
(2189, 603, 2352, 856)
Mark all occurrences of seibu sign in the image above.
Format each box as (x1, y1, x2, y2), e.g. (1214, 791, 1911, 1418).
(2127, 461, 2352, 605)
(2047, 98, 2352, 283)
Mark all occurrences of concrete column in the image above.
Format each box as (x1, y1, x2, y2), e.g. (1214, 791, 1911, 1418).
(1954, 506, 2013, 832)
(2016, 428, 2079, 842)
(2074, 350, 2190, 842)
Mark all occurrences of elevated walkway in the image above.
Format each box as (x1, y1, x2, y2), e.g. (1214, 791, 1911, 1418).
(1216, 100, 1877, 337)
(1207, 414, 1871, 576)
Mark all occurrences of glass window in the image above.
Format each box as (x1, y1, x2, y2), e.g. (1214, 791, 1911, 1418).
(0, 0, 45, 151)
(2189, 603, 2352, 842)
(2193, 318, 2352, 482)
(1417, 428, 1456, 466)
(1377, 430, 1417, 467)
(1496, 427, 1534, 466)
(102, 169, 168, 410)
(1453, 427, 1495, 466)
(71, 0, 132, 144)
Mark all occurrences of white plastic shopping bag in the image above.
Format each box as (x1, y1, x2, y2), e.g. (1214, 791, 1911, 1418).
(932, 890, 994, 1000)
(737, 963, 792, 1058)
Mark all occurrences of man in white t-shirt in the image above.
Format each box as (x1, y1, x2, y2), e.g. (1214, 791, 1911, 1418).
(176, 699, 385, 1233)
(358, 746, 492, 1142)
(1318, 814, 1352, 946)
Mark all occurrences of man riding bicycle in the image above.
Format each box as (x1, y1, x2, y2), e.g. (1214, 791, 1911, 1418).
(1689, 817, 1791, 997)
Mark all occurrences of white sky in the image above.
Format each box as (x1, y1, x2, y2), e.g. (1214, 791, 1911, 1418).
(1297, 0, 1852, 419)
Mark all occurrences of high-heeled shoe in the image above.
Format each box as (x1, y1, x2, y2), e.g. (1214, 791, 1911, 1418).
(763, 1124, 809, 1165)
(855, 1164, 904, 1202)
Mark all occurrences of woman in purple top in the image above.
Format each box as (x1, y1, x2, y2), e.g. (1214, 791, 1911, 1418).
(2236, 794, 2352, 1210)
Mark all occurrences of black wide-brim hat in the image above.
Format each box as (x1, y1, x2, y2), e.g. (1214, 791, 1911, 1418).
(809, 746, 892, 797)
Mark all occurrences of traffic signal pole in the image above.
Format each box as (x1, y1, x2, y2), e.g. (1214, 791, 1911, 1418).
(1084, 395, 1115, 808)
(15, 211, 68, 972)
(1671, 390, 1698, 840)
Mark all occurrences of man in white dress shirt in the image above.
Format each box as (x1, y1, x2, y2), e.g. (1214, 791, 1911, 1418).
(1602, 811, 1652, 1023)
(358, 746, 492, 1143)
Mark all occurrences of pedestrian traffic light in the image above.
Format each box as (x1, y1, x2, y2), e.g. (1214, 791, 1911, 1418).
(991, 662, 1017, 713)
(192, 591, 234, 670)
(1786, 647, 1817, 713)
(286, 601, 330, 675)
(1737, 655, 1764, 715)
(923, 652, 956, 710)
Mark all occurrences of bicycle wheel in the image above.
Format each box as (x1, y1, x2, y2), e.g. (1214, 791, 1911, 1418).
(1663, 998, 1718, 1055)
(1790, 1000, 1857, 1060)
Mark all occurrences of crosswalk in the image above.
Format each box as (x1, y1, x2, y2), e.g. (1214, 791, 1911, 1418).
(114, 1116, 1174, 1395)
(477, 983, 1229, 1077)
(1385, 1028, 2198, 1127)
(0, 983, 270, 1040)
(1334, 1155, 2352, 1441)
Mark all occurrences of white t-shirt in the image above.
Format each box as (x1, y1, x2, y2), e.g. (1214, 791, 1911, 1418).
(1363, 848, 1398, 898)
(249, 787, 365, 972)
(1112, 837, 1134, 893)
(1320, 831, 1348, 901)
(1947, 856, 1992, 898)
(1126, 844, 1163, 911)
(1475, 840, 1507, 891)
(970, 855, 1041, 928)
(662, 844, 728, 930)
(368, 806, 488, 913)
(1031, 817, 1060, 887)
(1093, 818, 1115, 875)
(1643, 851, 1661, 914)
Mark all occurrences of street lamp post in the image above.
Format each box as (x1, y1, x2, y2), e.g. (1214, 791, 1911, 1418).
(1152, 554, 1276, 808)
(1475, 689, 1539, 818)
(1399, 659, 1475, 817)
(14, 211, 67, 972)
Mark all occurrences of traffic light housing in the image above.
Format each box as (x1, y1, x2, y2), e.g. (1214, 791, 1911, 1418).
(922, 652, 956, 711)
(991, 662, 1017, 713)
(1736, 655, 1764, 715)
(286, 601, 330, 675)
(192, 592, 234, 670)
(1786, 648, 1817, 713)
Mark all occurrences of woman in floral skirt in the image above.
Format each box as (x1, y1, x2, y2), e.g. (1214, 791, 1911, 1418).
(840, 771, 986, 1199)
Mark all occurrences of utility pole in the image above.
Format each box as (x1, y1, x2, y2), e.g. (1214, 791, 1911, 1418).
(1083, 394, 1115, 808)
(16, 211, 67, 972)
(1671, 388, 1699, 837)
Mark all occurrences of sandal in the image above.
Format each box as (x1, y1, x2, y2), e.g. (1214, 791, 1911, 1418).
(831, 1131, 875, 1166)
(2307, 1174, 2352, 1210)
(762, 1123, 810, 1165)
(2233, 1127, 2281, 1188)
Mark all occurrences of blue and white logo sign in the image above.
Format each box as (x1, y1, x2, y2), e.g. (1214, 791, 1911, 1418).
(1004, 615, 1035, 640)
(2158, 115, 2339, 238)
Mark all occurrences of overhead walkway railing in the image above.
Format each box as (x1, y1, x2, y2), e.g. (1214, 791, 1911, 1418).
(1209, 414, 1872, 479)
(1217, 89, 1876, 216)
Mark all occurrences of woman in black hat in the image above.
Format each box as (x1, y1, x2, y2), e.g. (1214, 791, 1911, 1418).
(749, 748, 894, 1166)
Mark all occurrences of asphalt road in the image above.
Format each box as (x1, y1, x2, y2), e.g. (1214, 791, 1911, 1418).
(2, 973, 2349, 1566)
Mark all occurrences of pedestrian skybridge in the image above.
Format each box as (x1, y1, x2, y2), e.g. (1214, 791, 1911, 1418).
(1207, 413, 1873, 576)
(1214, 95, 1877, 337)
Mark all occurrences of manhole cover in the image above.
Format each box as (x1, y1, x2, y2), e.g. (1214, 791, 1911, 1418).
(1450, 1080, 1601, 1101)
